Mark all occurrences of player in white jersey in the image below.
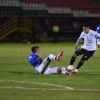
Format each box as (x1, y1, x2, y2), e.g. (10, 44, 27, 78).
(29, 46, 75, 75)
(69, 23, 100, 73)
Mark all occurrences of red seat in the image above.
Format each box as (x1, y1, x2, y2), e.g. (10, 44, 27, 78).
(23, 0, 100, 14)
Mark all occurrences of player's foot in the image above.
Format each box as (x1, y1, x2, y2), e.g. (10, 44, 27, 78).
(75, 69, 78, 73)
(92, 54, 95, 57)
(57, 51, 63, 61)
(68, 72, 76, 75)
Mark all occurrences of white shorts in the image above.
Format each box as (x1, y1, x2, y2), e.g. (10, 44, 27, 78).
(35, 66, 58, 74)
(97, 39, 100, 45)
(35, 54, 57, 74)
(35, 58, 50, 74)
(44, 67, 58, 74)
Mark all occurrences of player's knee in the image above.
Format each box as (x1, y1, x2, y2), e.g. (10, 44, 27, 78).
(73, 53, 77, 57)
(47, 57, 51, 61)
(81, 57, 88, 62)
(80, 60, 84, 63)
(57, 67, 62, 73)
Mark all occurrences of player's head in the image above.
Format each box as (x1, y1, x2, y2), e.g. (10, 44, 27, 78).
(31, 46, 39, 53)
(83, 23, 90, 34)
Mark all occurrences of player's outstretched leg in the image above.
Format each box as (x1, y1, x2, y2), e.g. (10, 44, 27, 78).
(70, 53, 77, 65)
(56, 51, 63, 61)
(59, 67, 76, 75)
(38, 58, 51, 74)
(38, 52, 63, 74)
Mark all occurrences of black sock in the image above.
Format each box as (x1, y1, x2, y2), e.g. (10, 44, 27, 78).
(76, 61, 83, 69)
(70, 56, 76, 65)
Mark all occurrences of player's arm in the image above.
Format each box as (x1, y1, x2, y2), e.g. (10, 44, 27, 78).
(30, 59, 39, 65)
(95, 31, 100, 38)
(36, 56, 42, 60)
(36, 50, 43, 60)
(75, 44, 77, 49)
(29, 56, 41, 65)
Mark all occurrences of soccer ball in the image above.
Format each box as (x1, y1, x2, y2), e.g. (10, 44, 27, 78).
(66, 65, 75, 72)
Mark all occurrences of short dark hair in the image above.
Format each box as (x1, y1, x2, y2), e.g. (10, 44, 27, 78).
(31, 46, 39, 53)
(83, 23, 90, 27)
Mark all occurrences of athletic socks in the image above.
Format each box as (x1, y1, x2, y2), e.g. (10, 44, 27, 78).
(76, 61, 83, 69)
(61, 67, 68, 74)
(70, 56, 76, 65)
(48, 54, 56, 60)
(75, 69, 78, 73)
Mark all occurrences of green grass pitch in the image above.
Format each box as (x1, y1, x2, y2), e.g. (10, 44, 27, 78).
(0, 42, 100, 100)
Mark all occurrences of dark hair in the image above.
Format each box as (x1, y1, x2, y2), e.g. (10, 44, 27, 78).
(31, 46, 39, 53)
(83, 23, 90, 27)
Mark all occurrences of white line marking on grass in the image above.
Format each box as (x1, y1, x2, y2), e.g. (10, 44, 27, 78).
(0, 80, 74, 90)
(0, 80, 100, 91)
(0, 86, 72, 90)
(0, 86, 100, 91)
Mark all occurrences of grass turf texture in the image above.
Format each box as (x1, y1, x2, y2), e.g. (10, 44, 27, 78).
(0, 42, 100, 100)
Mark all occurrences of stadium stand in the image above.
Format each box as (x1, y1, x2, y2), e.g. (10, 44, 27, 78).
(0, 16, 47, 42)
(0, 0, 100, 17)
(0, 0, 100, 42)
(23, 0, 100, 17)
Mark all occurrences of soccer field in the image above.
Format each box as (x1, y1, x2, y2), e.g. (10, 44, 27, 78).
(0, 42, 100, 100)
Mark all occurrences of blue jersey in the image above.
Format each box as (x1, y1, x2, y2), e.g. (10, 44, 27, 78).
(29, 54, 43, 68)
(96, 25, 100, 39)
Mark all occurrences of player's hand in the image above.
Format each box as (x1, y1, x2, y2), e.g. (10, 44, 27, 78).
(38, 51, 43, 58)
(37, 51, 42, 58)
(36, 51, 43, 60)
(75, 45, 77, 49)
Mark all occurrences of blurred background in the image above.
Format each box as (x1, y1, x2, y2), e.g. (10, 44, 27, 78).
(0, 0, 100, 43)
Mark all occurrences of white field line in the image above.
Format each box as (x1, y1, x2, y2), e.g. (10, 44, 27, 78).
(0, 80, 74, 90)
(0, 86, 68, 90)
(0, 80, 100, 91)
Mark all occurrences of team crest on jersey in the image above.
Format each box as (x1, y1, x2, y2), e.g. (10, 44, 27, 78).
(83, 34, 86, 36)
(89, 33, 93, 36)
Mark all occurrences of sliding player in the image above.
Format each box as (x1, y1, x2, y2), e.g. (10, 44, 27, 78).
(29, 46, 75, 75)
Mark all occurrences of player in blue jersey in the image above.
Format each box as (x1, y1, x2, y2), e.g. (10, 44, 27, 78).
(96, 25, 100, 48)
(93, 25, 100, 56)
(29, 46, 75, 75)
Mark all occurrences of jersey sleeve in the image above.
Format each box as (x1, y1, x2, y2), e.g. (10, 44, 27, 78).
(29, 58, 39, 65)
(29, 54, 43, 67)
(94, 31, 100, 38)
(29, 55, 39, 66)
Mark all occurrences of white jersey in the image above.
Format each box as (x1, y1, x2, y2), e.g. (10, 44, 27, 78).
(76, 29, 100, 51)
